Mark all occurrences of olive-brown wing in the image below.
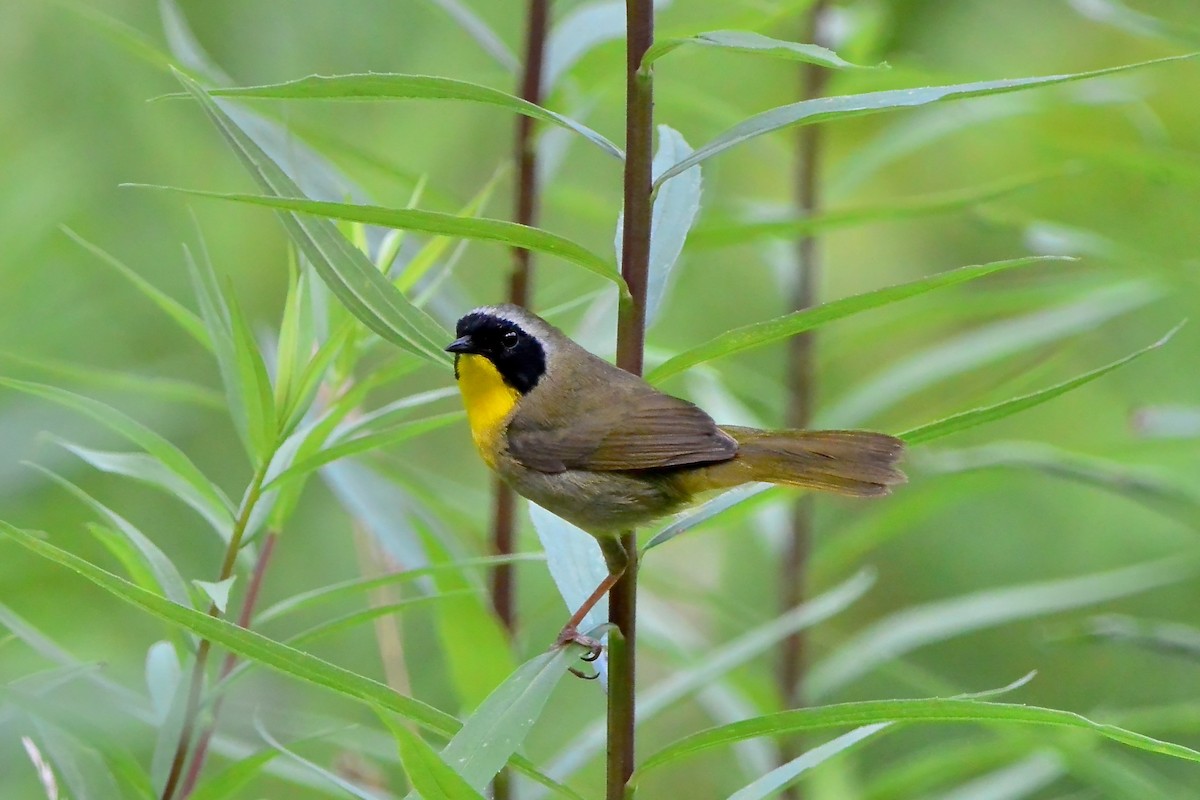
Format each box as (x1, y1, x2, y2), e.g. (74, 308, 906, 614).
(506, 389, 738, 474)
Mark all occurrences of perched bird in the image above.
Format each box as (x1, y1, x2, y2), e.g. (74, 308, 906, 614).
(446, 304, 905, 654)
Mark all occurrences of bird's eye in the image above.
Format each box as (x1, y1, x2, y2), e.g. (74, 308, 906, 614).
(501, 331, 520, 349)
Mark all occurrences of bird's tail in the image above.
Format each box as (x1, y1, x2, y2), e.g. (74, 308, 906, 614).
(689, 427, 906, 497)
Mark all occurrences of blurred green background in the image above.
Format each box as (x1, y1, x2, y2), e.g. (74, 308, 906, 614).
(2, 0, 1199, 797)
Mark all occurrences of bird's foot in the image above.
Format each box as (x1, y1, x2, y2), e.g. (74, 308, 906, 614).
(555, 625, 604, 664)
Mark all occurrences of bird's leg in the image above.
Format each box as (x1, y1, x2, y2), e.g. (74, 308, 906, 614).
(555, 537, 628, 662)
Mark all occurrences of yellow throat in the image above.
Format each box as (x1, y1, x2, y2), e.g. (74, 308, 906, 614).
(455, 354, 520, 467)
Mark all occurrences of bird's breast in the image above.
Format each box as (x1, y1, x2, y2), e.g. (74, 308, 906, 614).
(455, 354, 520, 468)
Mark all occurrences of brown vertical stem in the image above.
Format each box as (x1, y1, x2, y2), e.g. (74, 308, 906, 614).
(779, 2, 830, 797)
(610, 2, 653, 798)
(178, 531, 279, 799)
(492, 3, 549, 798)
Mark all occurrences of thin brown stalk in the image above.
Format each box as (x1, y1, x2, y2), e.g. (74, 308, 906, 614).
(178, 530, 279, 799)
(352, 524, 413, 696)
(493, 5, 548, 797)
(160, 467, 269, 800)
(609, 1, 654, 798)
(779, 2, 831, 797)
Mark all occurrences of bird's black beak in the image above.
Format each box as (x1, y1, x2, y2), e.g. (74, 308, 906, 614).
(445, 335, 476, 354)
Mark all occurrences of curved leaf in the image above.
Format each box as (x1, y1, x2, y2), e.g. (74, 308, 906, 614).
(633, 698, 1200, 783)
(647, 256, 1066, 383)
(171, 70, 451, 364)
(644, 30, 883, 71)
(202, 74, 622, 159)
(900, 324, 1181, 445)
(656, 54, 1198, 186)
(387, 723, 485, 800)
(129, 185, 627, 298)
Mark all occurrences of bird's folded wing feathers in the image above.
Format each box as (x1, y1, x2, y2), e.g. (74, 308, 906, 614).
(506, 390, 738, 473)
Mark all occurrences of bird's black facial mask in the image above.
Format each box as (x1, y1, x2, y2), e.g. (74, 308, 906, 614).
(449, 312, 546, 394)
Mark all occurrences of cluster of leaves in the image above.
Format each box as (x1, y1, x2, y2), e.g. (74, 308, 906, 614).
(2, 1, 1200, 798)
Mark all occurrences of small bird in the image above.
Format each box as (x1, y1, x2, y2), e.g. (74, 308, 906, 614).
(446, 304, 905, 655)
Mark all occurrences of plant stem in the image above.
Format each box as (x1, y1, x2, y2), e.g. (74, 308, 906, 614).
(779, 2, 830, 797)
(159, 467, 269, 800)
(493, 6, 547, 797)
(610, 2, 654, 798)
(178, 530, 278, 799)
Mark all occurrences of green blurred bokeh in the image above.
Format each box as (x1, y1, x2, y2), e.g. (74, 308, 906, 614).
(2, 1, 1199, 797)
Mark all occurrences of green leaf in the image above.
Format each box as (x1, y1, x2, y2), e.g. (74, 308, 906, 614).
(185, 748, 282, 800)
(1069, 614, 1200, 662)
(0, 522, 459, 738)
(431, 648, 580, 794)
(385, 722, 486, 800)
(224, 280, 278, 462)
(192, 577, 237, 614)
(54, 440, 234, 538)
(60, 227, 210, 349)
(1068, 0, 1200, 45)
(645, 125, 701, 326)
(25, 465, 192, 608)
(726, 725, 889, 800)
(262, 411, 462, 491)
(633, 698, 1200, 784)
(687, 169, 1069, 249)
(808, 557, 1194, 698)
(170, 70, 451, 365)
(655, 54, 1199, 186)
(543, 0, 653, 91)
(0, 378, 233, 524)
(198, 73, 622, 159)
(821, 280, 1158, 427)
(528, 503, 610, 634)
(643, 30, 883, 71)
(647, 256, 1066, 383)
(133, 185, 627, 300)
(900, 324, 1182, 445)
(254, 717, 381, 800)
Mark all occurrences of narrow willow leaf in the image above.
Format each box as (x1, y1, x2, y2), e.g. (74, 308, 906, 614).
(656, 54, 1198, 185)
(263, 411, 462, 491)
(186, 748, 282, 800)
(0, 523, 460, 737)
(55, 441, 234, 537)
(529, 503, 609, 634)
(254, 718, 381, 800)
(633, 697, 1200, 782)
(60, 227, 210, 350)
(900, 325, 1181, 445)
(336, 387, 458, 440)
(920, 441, 1200, 530)
(422, 0, 518, 71)
(433, 648, 580, 793)
(726, 724, 889, 800)
(642, 483, 773, 552)
(171, 71, 450, 364)
(807, 557, 1193, 698)
(822, 281, 1158, 427)
(26, 465, 192, 608)
(645, 125, 701, 325)
(131, 185, 627, 298)
(395, 170, 502, 291)
(0, 378, 232, 519)
(225, 281, 278, 461)
(193, 577, 236, 614)
(648, 256, 1066, 383)
(28, 719, 121, 800)
(385, 722, 486, 800)
(688, 169, 1068, 249)
(643, 30, 882, 71)
(861, 738, 1033, 800)
(543, 0, 672, 91)
(200, 74, 622, 159)
(284, 595, 469, 650)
